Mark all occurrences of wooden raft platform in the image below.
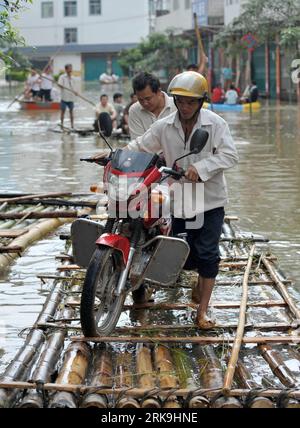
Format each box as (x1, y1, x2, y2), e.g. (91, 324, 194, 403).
(0, 217, 300, 408)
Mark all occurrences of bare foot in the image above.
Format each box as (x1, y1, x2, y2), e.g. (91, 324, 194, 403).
(196, 314, 216, 330)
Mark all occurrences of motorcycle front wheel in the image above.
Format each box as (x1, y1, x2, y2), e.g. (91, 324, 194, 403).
(80, 246, 126, 337)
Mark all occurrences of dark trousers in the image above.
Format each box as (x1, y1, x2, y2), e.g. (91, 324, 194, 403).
(172, 207, 225, 279)
(40, 89, 52, 102)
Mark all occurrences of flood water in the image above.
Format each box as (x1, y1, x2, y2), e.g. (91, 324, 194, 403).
(0, 82, 299, 372)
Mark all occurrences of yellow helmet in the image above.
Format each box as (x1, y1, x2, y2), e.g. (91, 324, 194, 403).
(168, 71, 208, 99)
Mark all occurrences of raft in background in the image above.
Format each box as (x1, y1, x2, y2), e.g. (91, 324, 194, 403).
(0, 209, 299, 408)
(204, 101, 261, 113)
(19, 100, 61, 111)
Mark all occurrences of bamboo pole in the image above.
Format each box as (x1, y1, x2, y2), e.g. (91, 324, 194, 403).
(81, 347, 113, 408)
(136, 345, 160, 408)
(223, 245, 256, 395)
(71, 336, 300, 345)
(115, 351, 140, 408)
(0, 330, 45, 408)
(196, 345, 242, 408)
(0, 208, 91, 271)
(18, 316, 72, 408)
(154, 345, 181, 408)
(1, 382, 300, 402)
(0, 274, 68, 408)
(234, 359, 274, 408)
(7, 46, 64, 110)
(0, 206, 37, 230)
(275, 35, 281, 100)
(193, 13, 208, 78)
(124, 300, 286, 311)
(6, 199, 97, 208)
(0, 192, 73, 204)
(262, 257, 300, 324)
(0, 229, 28, 238)
(116, 322, 293, 333)
(35, 71, 97, 107)
(0, 246, 24, 254)
(259, 344, 297, 388)
(19, 300, 74, 408)
(220, 237, 269, 243)
(0, 211, 79, 220)
(38, 321, 293, 334)
(49, 342, 91, 408)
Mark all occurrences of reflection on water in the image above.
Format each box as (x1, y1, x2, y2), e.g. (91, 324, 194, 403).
(0, 83, 299, 371)
(222, 102, 300, 288)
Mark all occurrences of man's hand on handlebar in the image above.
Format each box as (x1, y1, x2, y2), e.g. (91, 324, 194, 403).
(80, 151, 110, 165)
(90, 151, 110, 161)
(185, 166, 201, 183)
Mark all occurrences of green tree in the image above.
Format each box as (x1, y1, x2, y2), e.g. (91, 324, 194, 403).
(215, 0, 300, 49)
(0, 0, 33, 64)
(119, 30, 192, 80)
(213, 0, 300, 88)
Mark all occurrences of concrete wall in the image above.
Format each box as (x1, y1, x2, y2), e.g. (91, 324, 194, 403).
(224, 0, 247, 26)
(155, 0, 193, 33)
(155, 0, 224, 33)
(14, 0, 150, 46)
(53, 54, 82, 76)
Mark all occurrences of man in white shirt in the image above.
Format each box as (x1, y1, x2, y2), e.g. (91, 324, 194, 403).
(225, 84, 239, 105)
(25, 69, 41, 100)
(128, 72, 176, 139)
(58, 64, 78, 129)
(127, 72, 239, 328)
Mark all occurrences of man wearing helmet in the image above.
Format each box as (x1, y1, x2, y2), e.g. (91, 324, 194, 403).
(127, 71, 239, 329)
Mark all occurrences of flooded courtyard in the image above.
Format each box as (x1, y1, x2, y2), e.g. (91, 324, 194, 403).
(0, 83, 299, 372)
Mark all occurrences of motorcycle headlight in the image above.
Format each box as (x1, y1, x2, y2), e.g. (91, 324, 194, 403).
(107, 175, 142, 201)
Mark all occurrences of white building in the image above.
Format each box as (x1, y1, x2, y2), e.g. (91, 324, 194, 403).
(153, 0, 224, 33)
(224, 0, 247, 26)
(14, 0, 150, 80)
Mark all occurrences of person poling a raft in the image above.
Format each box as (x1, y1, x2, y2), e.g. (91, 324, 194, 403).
(33, 64, 96, 130)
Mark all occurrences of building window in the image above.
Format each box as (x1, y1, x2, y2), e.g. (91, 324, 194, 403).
(41, 1, 54, 18)
(64, 28, 78, 44)
(185, 0, 191, 9)
(90, 0, 101, 15)
(64, 1, 77, 17)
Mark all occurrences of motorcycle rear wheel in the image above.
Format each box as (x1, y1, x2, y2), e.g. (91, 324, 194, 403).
(80, 246, 126, 337)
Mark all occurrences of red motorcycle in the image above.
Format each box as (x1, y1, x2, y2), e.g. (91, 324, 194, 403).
(77, 114, 208, 337)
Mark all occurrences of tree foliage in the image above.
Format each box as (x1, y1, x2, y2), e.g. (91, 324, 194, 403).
(214, 0, 300, 53)
(0, 0, 33, 64)
(119, 30, 192, 79)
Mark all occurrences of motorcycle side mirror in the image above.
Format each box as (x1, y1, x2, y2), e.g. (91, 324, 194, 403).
(172, 128, 209, 167)
(190, 129, 209, 154)
(98, 112, 113, 153)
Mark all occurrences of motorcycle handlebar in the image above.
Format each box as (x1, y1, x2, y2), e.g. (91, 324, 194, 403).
(161, 167, 185, 180)
(162, 167, 201, 182)
(80, 157, 110, 166)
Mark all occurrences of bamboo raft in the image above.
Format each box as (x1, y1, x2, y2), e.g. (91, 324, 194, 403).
(0, 210, 299, 408)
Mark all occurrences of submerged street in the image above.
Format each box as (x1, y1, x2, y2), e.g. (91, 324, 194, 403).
(0, 83, 299, 371)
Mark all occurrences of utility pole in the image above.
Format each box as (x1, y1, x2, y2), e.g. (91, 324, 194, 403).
(148, 0, 156, 34)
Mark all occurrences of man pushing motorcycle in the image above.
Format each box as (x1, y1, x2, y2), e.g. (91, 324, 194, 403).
(92, 71, 239, 329)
